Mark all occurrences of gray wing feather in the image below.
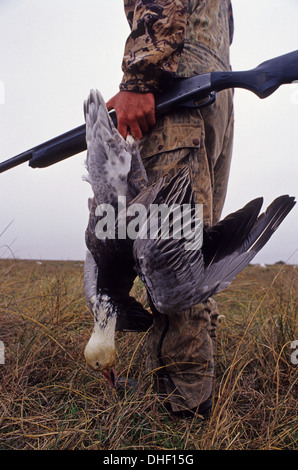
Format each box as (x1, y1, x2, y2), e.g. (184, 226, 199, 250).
(134, 236, 205, 313)
(134, 190, 296, 314)
(133, 167, 205, 314)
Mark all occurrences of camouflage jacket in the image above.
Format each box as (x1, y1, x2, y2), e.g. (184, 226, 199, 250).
(120, 0, 234, 93)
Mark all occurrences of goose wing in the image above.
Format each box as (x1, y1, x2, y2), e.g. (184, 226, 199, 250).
(134, 167, 296, 313)
(133, 167, 206, 313)
(199, 194, 296, 300)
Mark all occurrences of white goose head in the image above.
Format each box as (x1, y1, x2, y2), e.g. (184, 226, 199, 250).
(84, 293, 117, 387)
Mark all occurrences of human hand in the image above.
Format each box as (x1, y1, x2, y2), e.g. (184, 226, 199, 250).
(106, 91, 156, 140)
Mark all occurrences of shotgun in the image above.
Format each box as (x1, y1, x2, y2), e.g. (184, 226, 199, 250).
(1, 49, 298, 173)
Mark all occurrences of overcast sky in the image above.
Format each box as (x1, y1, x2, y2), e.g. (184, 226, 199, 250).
(0, 0, 298, 264)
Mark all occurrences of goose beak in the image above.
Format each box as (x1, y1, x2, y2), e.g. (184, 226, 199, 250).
(102, 368, 117, 388)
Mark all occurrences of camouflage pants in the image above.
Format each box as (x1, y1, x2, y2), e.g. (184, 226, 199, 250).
(141, 89, 234, 412)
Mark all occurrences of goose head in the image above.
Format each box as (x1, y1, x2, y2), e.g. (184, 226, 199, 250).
(84, 293, 118, 388)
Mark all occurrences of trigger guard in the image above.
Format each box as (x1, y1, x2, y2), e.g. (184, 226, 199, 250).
(179, 91, 217, 109)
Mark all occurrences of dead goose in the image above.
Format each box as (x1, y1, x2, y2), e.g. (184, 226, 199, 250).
(83, 89, 296, 387)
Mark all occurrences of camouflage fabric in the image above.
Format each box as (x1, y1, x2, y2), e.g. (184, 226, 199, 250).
(146, 298, 220, 411)
(121, 0, 188, 92)
(121, 0, 233, 92)
(120, 0, 234, 413)
(141, 88, 234, 226)
(176, 0, 234, 77)
(142, 90, 234, 412)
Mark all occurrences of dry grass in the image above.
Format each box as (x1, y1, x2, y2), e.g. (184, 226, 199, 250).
(0, 259, 297, 450)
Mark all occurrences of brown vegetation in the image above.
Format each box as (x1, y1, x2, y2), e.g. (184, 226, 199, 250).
(0, 259, 297, 450)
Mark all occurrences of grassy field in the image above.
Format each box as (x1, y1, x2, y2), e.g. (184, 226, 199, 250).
(0, 258, 297, 450)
